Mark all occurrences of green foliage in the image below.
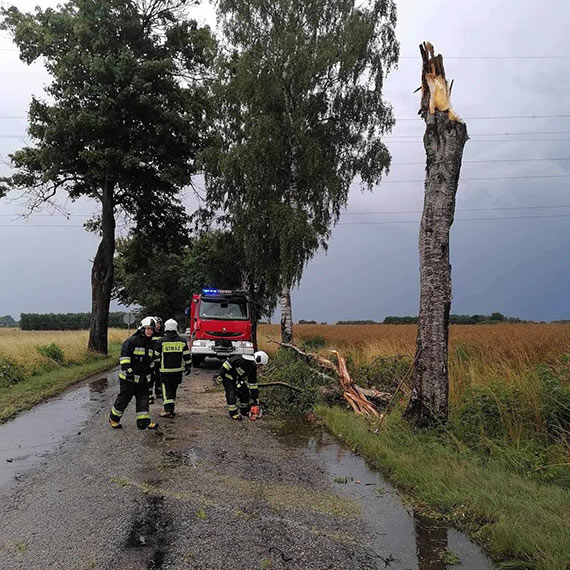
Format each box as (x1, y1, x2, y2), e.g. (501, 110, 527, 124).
(112, 230, 274, 320)
(1, 0, 214, 213)
(300, 335, 328, 351)
(261, 350, 332, 414)
(351, 355, 412, 392)
(383, 314, 524, 324)
(202, 0, 398, 308)
(20, 312, 130, 330)
(336, 320, 380, 325)
(0, 356, 25, 389)
(0, 315, 17, 328)
(36, 343, 64, 364)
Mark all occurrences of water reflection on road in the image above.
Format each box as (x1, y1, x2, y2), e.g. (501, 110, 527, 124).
(0, 375, 112, 488)
(272, 419, 495, 570)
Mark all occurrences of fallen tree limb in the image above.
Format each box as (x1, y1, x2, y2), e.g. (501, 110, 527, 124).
(269, 337, 382, 418)
(257, 381, 303, 392)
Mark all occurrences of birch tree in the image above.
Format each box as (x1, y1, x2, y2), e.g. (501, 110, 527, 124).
(202, 0, 399, 344)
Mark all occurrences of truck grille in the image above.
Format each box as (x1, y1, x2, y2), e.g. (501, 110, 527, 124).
(206, 331, 241, 338)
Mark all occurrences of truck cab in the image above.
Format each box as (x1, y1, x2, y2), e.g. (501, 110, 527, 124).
(189, 289, 254, 367)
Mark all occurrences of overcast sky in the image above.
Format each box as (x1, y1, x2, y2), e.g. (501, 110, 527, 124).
(1, 0, 569, 323)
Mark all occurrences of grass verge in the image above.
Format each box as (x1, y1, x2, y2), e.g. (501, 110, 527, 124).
(0, 346, 120, 423)
(316, 406, 570, 570)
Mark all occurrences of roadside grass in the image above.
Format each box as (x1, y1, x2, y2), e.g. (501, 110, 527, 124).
(316, 406, 570, 570)
(0, 329, 127, 422)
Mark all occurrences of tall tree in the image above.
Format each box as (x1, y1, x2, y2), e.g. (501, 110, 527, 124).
(202, 0, 399, 344)
(1, 0, 214, 353)
(405, 43, 468, 427)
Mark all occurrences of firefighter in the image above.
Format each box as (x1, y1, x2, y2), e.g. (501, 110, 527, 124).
(148, 316, 164, 403)
(109, 316, 160, 430)
(154, 318, 191, 418)
(216, 351, 269, 420)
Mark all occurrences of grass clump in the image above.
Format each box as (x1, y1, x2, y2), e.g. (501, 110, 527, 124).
(0, 355, 26, 388)
(317, 406, 570, 570)
(36, 342, 65, 364)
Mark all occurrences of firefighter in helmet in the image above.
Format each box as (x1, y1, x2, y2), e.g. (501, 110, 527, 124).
(109, 316, 160, 430)
(216, 351, 269, 420)
(148, 316, 164, 403)
(154, 318, 191, 418)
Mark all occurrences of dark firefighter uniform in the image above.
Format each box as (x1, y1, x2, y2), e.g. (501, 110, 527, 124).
(149, 320, 164, 402)
(154, 330, 191, 417)
(217, 355, 259, 419)
(109, 329, 157, 429)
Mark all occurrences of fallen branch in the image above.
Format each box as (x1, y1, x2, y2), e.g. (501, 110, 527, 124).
(270, 337, 382, 418)
(257, 381, 303, 392)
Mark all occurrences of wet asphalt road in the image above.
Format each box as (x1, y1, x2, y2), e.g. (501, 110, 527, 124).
(0, 365, 494, 570)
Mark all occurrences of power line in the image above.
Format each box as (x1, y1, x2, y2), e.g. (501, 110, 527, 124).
(398, 56, 570, 60)
(342, 205, 570, 216)
(336, 214, 570, 225)
(396, 114, 570, 121)
(381, 174, 570, 184)
(392, 157, 570, 165)
(385, 131, 570, 138)
(387, 139, 570, 143)
(3, 213, 570, 229)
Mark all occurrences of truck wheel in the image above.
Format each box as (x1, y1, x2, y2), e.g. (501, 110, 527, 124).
(192, 355, 203, 368)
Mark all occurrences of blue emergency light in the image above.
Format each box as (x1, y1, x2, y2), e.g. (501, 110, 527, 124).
(202, 288, 219, 295)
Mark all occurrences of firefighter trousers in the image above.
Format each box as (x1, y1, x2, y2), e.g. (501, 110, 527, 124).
(110, 378, 151, 429)
(160, 372, 182, 413)
(149, 367, 162, 399)
(222, 376, 250, 417)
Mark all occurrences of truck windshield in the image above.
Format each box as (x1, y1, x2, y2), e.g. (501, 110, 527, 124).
(199, 298, 248, 320)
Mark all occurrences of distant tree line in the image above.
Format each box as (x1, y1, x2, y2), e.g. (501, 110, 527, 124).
(383, 312, 523, 325)
(336, 320, 380, 325)
(20, 312, 132, 331)
(0, 315, 18, 328)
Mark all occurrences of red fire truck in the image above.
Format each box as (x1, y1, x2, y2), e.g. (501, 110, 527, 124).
(188, 289, 254, 367)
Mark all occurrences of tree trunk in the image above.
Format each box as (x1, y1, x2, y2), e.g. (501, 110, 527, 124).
(405, 42, 468, 427)
(88, 184, 116, 354)
(280, 284, 293, 344)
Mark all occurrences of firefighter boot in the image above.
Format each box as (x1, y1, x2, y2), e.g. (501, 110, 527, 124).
(146, 422, 160, 430)
(109, 418, 122, 429)
(229, 411, 243, 421)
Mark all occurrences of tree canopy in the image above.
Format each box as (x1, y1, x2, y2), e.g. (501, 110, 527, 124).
(202, 0, 399, 296)
(1, 0, 215, 352)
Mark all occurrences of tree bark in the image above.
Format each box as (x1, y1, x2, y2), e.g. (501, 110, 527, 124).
(88, 184, 116, 354)
(405, 43, 468, 427)
(280, 284, 293, 344)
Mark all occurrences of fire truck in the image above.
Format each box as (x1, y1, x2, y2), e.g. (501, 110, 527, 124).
(188, 289, 254, 367)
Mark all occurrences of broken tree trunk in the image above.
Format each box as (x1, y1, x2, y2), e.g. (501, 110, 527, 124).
(405, 42, 468, 427)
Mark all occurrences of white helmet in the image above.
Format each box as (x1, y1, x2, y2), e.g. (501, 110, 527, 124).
(254, 350, 269, 366)
(139, 316, 156, 330)
(164, 319, 178, 332)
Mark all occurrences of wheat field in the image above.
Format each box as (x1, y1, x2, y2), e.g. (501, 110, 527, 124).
(258, 323, 570, 405)
(0, 328, 129, 371)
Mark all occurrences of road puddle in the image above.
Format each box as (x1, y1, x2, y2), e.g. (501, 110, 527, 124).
(272, 419, 495, 570)
(0, 375, 114, 488)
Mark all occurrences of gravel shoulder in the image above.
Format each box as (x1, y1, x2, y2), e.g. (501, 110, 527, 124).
(0, 366, 379, 570)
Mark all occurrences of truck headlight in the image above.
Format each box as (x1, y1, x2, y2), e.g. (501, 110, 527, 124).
(240, 341, 253, 349)
(192, 340, 206, 347)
